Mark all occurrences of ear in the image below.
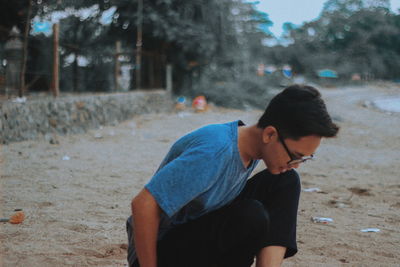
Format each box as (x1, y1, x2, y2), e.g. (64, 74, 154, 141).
(262, 126, 277, 144)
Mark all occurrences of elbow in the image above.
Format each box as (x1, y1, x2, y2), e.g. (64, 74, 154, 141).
(130, 188, 160, 216)
(131, 195, 140, 215)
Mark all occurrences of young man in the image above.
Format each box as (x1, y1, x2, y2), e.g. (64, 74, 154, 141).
(127, 84, 339, 267)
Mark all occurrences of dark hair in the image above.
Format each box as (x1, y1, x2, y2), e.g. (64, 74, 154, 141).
(257, 84, 339, 140)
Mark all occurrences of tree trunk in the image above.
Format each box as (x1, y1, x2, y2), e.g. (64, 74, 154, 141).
(73, 53, 78, 91)
(19, 0, 32, 97)
(72, 21, 78, 91)
(135, 0, 143, 90)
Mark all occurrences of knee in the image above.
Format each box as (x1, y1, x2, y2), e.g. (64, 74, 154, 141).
(280, 169, 301, 193)
(234, 199, 270, 235)
(217, 200, 269, 252)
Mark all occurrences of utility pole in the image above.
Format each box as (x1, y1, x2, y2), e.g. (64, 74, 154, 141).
(135, 0, 143, 90)
(51, 23, 60, 97)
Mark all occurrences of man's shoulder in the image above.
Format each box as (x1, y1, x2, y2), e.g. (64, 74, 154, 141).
(197, 121, 232, 134)
(192, 121, 236, 144)
(173, 121, 237, 155)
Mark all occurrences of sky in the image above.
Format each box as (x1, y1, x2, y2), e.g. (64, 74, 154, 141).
(254, 0, 400, 37)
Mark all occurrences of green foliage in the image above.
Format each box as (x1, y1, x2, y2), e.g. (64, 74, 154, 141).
(3, 0, 273, 106)
(106, 0, 273, 104)
(267, 0, 400, 80)
(59, 14, 114, 92)
(186, 70, 274, 109)
(111, 0, 271, 67)
(0, 1, 29, 41)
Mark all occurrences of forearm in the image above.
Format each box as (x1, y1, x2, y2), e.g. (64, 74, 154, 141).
(132, 188, 161, 267)
(256, 246, 286, 267)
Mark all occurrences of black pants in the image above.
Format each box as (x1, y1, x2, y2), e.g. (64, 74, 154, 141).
(128, 169, 301, 267)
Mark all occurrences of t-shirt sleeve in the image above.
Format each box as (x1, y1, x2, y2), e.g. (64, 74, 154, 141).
(145, 144, 226, 217)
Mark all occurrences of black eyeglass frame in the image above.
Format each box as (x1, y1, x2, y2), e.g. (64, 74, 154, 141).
(277, 131, 314, 166)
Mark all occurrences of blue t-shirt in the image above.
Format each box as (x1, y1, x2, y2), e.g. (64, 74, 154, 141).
(145, 120, 259, 233)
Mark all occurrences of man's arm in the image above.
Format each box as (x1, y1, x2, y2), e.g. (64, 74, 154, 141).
(131, 188, 161, 267)
(256, 246, 286, 267)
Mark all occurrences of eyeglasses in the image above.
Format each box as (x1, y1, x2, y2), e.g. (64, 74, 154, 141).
(277, 132, 314, 166)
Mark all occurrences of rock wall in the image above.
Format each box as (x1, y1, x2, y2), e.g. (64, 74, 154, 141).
(0, 90, 173, 143)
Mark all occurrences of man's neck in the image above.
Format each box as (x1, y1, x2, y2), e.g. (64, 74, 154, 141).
(238, 125, 262, 168)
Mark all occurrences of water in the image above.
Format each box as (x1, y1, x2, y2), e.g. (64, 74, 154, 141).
(372, 97, 400, 113)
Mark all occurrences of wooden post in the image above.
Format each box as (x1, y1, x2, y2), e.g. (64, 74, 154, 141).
(135, 0, 143, 90)
(19, 0, 32, 97)
(149, 54, 154, 88)
(166, 64, 172, 94)
(51, 23, 60, 97)
(114, 40, 121, 91)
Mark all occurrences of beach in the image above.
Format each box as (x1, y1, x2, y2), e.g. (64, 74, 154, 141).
(1, 83, 399, 266)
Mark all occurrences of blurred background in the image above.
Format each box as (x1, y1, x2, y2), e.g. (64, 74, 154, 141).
(0, 0, 399, 108)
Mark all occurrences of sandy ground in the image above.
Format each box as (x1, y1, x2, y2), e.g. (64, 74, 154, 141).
(1, 83, 400, 266)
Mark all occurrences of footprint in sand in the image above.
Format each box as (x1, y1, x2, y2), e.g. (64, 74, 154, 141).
(348, 187, 374, 196)
(73, 243, 127, 259)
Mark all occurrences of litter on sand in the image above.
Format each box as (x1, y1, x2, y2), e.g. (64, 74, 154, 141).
(94, 132, 103, 139)
(360, 228, 380, 233)
(192, 95, 208, 112)
(62, 155, 70, 161)
(303, 187, 322, 192)
(175, 96, 187, 110)
(311, 217, 333, 224)
(0, 211, 25, 224)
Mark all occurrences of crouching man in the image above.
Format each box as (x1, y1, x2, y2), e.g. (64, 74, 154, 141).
(127, 84, 339, 267)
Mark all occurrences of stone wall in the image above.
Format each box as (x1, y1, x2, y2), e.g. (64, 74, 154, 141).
(0, 90, 173, 143)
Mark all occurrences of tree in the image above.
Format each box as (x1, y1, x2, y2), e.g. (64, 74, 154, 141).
(108, 0, 271, 92)
(265, 0, 400, 80)
(2, 0, 273, 97)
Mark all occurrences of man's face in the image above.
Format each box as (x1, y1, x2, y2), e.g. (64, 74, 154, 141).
(261, 129, 322, 175)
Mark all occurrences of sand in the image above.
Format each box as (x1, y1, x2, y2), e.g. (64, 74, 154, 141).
(1, 83, 399, 266)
